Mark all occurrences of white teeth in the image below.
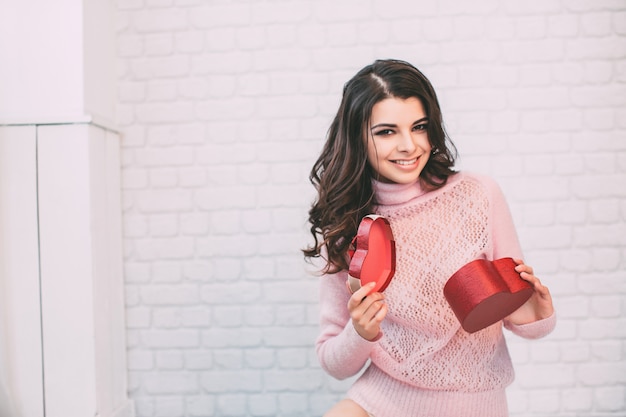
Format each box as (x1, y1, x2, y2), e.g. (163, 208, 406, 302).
(394, 158, 417, 165)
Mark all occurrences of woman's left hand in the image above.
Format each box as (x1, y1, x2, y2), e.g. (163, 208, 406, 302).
(506, 259, 555, 325)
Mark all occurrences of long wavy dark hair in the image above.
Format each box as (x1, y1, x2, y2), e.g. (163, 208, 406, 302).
(303, 59, 457, 274)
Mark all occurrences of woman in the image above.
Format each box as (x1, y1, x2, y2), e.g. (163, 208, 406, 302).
(303, 59, 555, 417)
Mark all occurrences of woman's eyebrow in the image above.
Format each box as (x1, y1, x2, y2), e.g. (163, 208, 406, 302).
(371, 117, 429, 130)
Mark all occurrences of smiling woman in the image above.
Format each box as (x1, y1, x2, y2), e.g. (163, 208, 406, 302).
(303, 59, 556, 417)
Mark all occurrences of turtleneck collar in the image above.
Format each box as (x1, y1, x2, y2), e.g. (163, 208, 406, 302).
(372, 178, 427, 206)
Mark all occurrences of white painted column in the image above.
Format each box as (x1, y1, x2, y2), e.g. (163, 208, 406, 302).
(0, 0, 133, 416)
(0, 126, 44, 417)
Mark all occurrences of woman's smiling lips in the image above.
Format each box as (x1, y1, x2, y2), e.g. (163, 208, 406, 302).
(390, 156, 419, 166)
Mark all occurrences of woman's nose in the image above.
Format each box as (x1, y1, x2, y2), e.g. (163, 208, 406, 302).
(397, 130, 416, 153)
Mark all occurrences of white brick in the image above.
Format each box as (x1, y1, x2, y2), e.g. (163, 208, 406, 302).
(195, 187, 256, 210)
(590, 295, 622, 318)
(577, 362, 626, 385)
(189, 5, 251, 28)
(548, 15, 579, 37)
(560, 342, 590, 363)
(614, 11, 626, 35)
(145, 372, 197, 394)
(556, 201, 588, 224)
(263, 326, 319, 348)
(122, 125, 146, 148)
(131, 56, 190, 79)
(146, 80, 178, 101)
(584, 60, 614, 84)
(241, 208, 273, 235)
(552, 62, 584, 84)
(186, 395, 215, 417)
(119, 81, 146, 102)
(142, 329, 200, 348)
(191, 52, 252, 75)
(152, 261, 182, 283)
(238, 163, 271, 186)
(144, 33, 174, 56)
(134, 237, 195, 260)
(555, 295, 590, 318)
(591, 248, 621, 271)
(195, 98, 255, 120)
(566, 38, 626, 60)
(249, 393, 277, 417)
(200, 283, 262, 305)
(124, 214, 149, 237)
(213, 349, 243, 369)
(135, 102, 195, 123)
(264, 370, 323, 391)
(515, 16, 547, 39)
(278, 393, 308, 414)
(238, 74, 270, 96)
(516, 364, 574, 388)
(523, 154, 554, 176)
(214, 306, 244, 327)
(251, 1, 311, 24)
(180, 212, 210, 235)
(128, 349, 155, 370)
(126, 306, 152, 328)
(200, 370, 262, 392)
(277, 348, 308, 369)
(215, 394, 247, 416)
(589, 199, 621, 223)
(486, 17, 516, 40)
(154, 397, 185, 417)
(505, 0, 562, 14)
(118, 34, 144, 57)
(177, 78, 208, 99)
(209, 210, 241, 235)
(243, 305, 275, 327)
(581, 12, 613, 37)
(245, 348, 276, 369)
(156, 351, 184, 370)
(591, 340, 622, 361)
(275, 305, 306, 327)
(134, 9, 188, 32)
(185, 351, 213, 370)
(174, 31, 204, 53)
(595, 386, 626, 411)
(136, 190, 193, 212)
(181, 307, 211, 328)
(182, 261, 213, 282)
(179, 168, 207, 188)
(141, 284, 200, 305)
(523, 202, 555, 226)
(149, 168, 178, 188)
(528, 389, 561, 414)
(583, 108, 615, 130)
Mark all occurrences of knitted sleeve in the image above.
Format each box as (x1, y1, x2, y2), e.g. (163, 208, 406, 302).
(485, 175, 557, 340)
(504, 312, 557, 338)
(485, 175, 523, 261)
(315, 270, 377, 380)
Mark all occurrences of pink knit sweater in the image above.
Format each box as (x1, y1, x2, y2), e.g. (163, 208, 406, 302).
(316, 172, 556, 417)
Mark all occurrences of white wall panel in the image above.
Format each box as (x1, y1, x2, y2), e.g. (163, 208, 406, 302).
(0, 125, 44, 417)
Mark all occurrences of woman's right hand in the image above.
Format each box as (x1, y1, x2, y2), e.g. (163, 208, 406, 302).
(347, 281, 388, 341)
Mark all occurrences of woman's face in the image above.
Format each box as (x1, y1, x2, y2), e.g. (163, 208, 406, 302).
(366, 96, 432, 184)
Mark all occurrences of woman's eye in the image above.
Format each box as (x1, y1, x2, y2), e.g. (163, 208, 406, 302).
(413, 123, 428, 131)
(374, 129, 394, 136)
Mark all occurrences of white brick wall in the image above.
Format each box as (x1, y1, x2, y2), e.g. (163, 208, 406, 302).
(116, 1, 626, 416)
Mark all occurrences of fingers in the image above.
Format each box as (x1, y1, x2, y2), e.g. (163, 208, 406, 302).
(347, 281, 387, 340)
(513, 259, 552, 299)
(347, 281, 376, 310)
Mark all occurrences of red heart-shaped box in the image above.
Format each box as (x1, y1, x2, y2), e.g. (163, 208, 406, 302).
(444, 257, 533, 333)
(347, 215, 396, 294)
